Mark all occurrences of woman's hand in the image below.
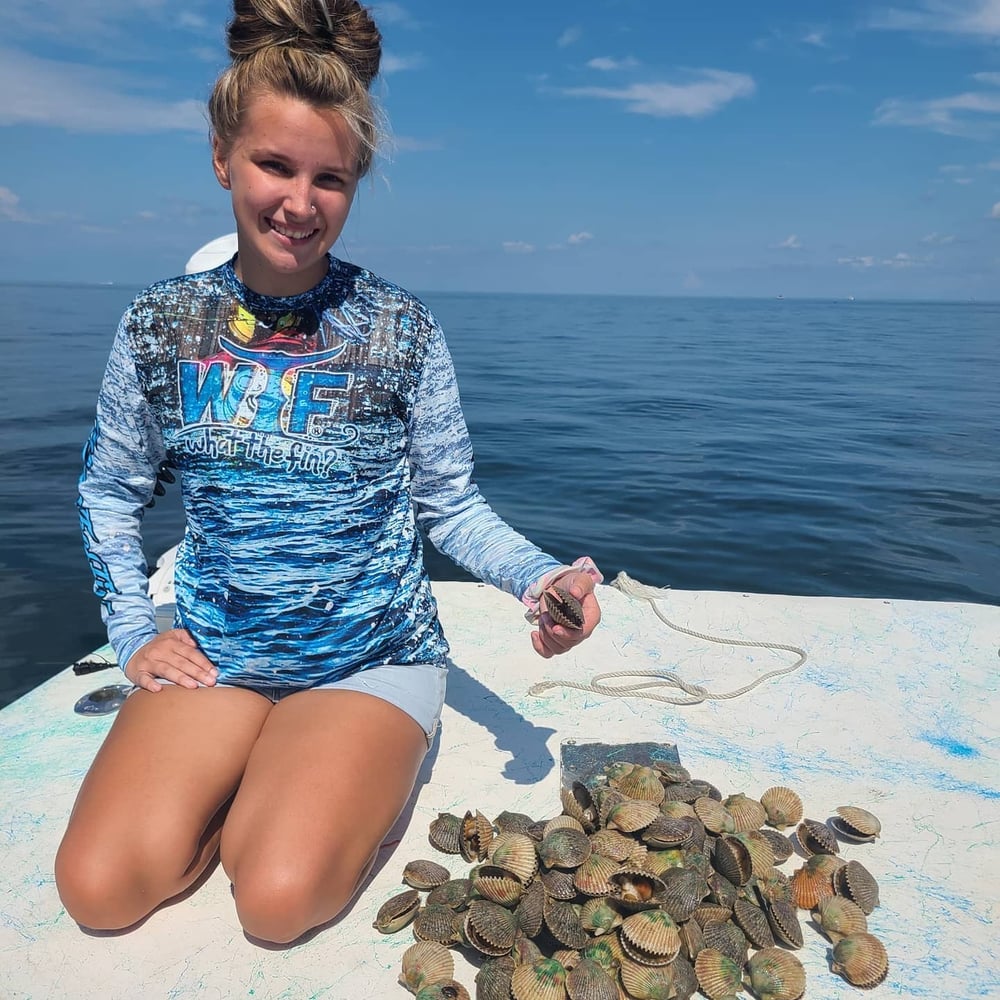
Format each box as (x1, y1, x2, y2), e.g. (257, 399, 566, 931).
(531, 571, 601, 658)
(124, 629, 219, 692)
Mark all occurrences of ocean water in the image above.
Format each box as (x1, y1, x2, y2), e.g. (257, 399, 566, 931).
(0, 283, 997, 708)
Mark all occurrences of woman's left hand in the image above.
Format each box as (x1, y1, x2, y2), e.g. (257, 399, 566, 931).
(531, 571, 601, 658)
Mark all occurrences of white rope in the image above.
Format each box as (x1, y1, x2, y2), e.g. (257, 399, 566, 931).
(528, 571, 808, 706)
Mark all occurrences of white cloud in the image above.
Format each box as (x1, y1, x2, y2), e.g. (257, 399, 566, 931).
(973, 71, 1000, 84)
(983, 159, 1000, 168)
(939, 163, 966, 172)
(837, 252, 928, 268)
(587, 57, 639, 72)
(373, 3, 419, 29)
(0, 48, 205, 133)
(0, 186, 31, 222)
(502, 241, 535, 254)
(990, 201, 1000, 217)
(873, 87, 1000, 138)
(389, 135, 442, 153)
(773, 234, 802, 250)
(561, 69, 756, 119)
(838, 256, 877, 268)
(870, 1, 1000, 39)
(558, 26, 582, 48)
(567, 231, 593, 245)
(382, 52, 424, 74)
(921, 232, 956, 243)
(683, 271, 703, 290)
(802, 29, 828, 46)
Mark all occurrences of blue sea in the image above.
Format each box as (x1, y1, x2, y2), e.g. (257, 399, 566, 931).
(0, 283, 997, 708)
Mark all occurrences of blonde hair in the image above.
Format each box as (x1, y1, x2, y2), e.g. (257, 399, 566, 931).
(209, 0, 383, 177)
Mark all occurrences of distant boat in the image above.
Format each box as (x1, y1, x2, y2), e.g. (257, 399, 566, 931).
(848, 295, 855, 302)
(775, 294, 784, 299)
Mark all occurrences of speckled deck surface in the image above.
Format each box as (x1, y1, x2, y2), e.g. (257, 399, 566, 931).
(1, 574, 997, 999)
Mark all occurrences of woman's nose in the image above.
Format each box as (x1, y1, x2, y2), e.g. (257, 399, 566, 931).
(285, 181, 314, 219)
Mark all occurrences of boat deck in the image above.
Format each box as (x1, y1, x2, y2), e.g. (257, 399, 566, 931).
(1, 576, 997, 998)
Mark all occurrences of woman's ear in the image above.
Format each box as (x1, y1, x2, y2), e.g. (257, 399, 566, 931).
(212, 139, 231, 190)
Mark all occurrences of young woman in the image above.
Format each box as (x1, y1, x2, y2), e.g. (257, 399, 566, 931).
(55, 0, 601, 945)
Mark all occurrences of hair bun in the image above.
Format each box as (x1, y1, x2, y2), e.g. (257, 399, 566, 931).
(228, 0, 381, 89)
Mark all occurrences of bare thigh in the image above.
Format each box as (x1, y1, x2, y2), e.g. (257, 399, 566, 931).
(220, 689, 428, 943)
(55, 686, 273, 929)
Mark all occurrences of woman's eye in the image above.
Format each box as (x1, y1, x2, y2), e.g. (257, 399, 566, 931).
(260, 160, 290, 175)
(316, 174, 345, 188)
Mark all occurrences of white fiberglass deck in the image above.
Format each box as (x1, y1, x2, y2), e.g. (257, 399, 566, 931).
(1, 576, 997, 999)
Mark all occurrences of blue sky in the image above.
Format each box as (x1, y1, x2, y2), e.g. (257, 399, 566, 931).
(2, 0, 999, 299)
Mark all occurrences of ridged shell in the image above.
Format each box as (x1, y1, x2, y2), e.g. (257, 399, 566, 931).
(796, 818, 839, 857)
(678, 916, 705, 962)
(413, 903, 462, 946)
(832, 805, 881, 842)
(413, 981, 470, 1000)
(672, 955, 700, 1000)
(760, 786, 804, 830)
(543, 814, 586, 837)
(746, 947, 807, 1000)
(619, 955, 676, 1000)
(494, 810, 536, 835)
(661, 782, 703, 803)
(544, 898, 589, 950)
(757, 827, 795, 864)
(621, 909, 681, 960)
(573, 853, 621, 897)
(831, 932, 889, 988)
(403, 859, 452, 890)
(538, 826, 592, 869)
(428, 812, 463, 854)
(579, 896, 622, 936)
(566, 957, 619, 1000)
(608, 869, 668, 911)
(653, 761, 691, 784)
(713, 834, 753, 886)
(611, 764, 666, 804)
(542, 584, 585, 630)
(660, 867, 709, 922)
(581, 937, 624, 976)
(464, 899, 517, 955)
(723, 793, 767, 833)
(814, 895, 868, 944)
(644, 848, 686, 876)
(763, 897, 804, 949)
(426, 878, 472, 911)
(474, 956, 516, 1000)
(473, 865, 524, 907)
(589, 828, 636, 862)
(374, 888, 421, 933)
(755, 867, 793, 905)
(551, 949, 579, 971)
(733, 897, 775, 950)
(739, 830, 777, 878)
(510, 958, 568, 1000)
(488, 831, 538, 885)
(539, 866, 578, 900)
(706, 870, 738, 909)
(836, 859, 880, 914)
(692, 779, 723, 801)
(399, 941, 455, 994)
(561, 781, 598, 831)
(460, 810, 494, 862)
(513, 935, 545, 966)
(604, 798, 661, 834)
(700, 918, 748, 966)
(659, 799, 697, 819)
(790, 856, 837, 910)
(694, 948, 744, 1000)
(693, 796, 735, 835)
(692, 902, 732, 927)
(516, 879, 546, 937)
(642, 814, 698, 849)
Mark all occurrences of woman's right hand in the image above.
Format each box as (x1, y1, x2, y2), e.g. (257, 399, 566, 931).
(124, 629, 219, 692)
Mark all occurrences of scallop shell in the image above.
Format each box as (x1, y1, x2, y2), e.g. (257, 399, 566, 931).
(589, 828, 636, 862)
(413, 981, 471, 1000)
(426, 878, 472, 911)
(561, 781, 598, 831)
(831, 805, 881, 842)
(678, 916, 705, 962)
(573, 853, 621, 897)
(620, 909, 681, 961)
(659, 799, 697, 819)
(814, 895, 868, 944)
(723, 793, 767, 833)
(831, 932, 889, 988)
(661, 782, 703, 803)
(581, 937, 624, 977)
(543, 814, 586, 837)
(543, 898, 589, 950)
(644, 848, 686, 876)
(608, 868, 668, 911)
(474, 956, 516, 1000)
(493, 810, 536, 835)
(513, 935, 546, 967)
(642, 814, 698, 849)
(538, 826, 592, 869)
(790, 855, 837, 910)
(428, 812, 463, 854)
(796, 818, 839, 857)
(706, 871, 738, 910)
(660, 867, 709, 922)
(836, 859, 881, 914)
(399, 940, 456, 994)
(516, 879, 546, 937)
(579, 896, 623, 936)
(694, 947, 744, 1000)
(763, 897, 803, 949)
(733, 897, 775, 950)
(693, 796, 735, 835)
(542, 584, 585, 630)
(566, 957, 619, 1000)
(672, 954, 700, 1000)
(510, 957, 569, 1000)
(619, 955, 677, 1000)
(604, 798, 661, 834)
(473, 865, 524, 907)
(757, 827, 795, 864)
(413, 903, 462, 946)
(692, 902, 732, 927)
(755, 867, 793, 905)
(463, 899, 517, 956)
(539, 866, 578, 900)
(745, 947, 807, 1000)
(551, 949, 579, 971)
(403, 859, 452, 890)
(611, 764, 666, 804)
(488, 831, 538, 885)
(713, 834, 753, 886)
(459, 810, 494, 862)
(760, 786, 804, 830)
(653, 761, 691, 784)
(374, 888, 421, 934)
(738, 830, 777, 878)
(700, 918, 748, 967)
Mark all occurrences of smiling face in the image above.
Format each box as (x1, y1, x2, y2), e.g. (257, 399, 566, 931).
(213, 92, 360, 297)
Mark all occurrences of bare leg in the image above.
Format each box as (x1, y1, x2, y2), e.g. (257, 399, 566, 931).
(55, 686, 272, 929)
(219, 689, 428, 944)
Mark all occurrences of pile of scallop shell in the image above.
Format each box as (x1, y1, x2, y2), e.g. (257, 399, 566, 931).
(373, 760, 888, 999)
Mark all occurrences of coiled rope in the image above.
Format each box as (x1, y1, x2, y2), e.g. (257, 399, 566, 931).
(528, 571, 808, 706)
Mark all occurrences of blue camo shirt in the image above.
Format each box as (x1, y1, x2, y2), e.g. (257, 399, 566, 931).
(79, 255, 562, 684)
